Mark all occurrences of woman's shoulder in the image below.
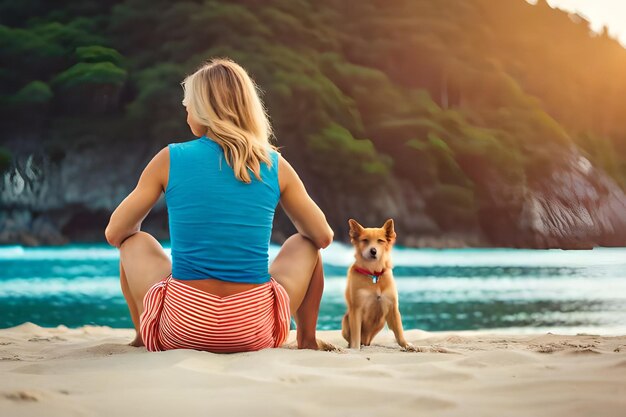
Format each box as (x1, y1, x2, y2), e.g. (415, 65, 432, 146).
(258, 145, 279, 173)
(167, 137, 212, 163)
(276, 152, 302, 194)
(168, 136, 203, 150)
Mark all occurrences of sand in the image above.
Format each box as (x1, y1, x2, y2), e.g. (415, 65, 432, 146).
(0, 323, 624, 417)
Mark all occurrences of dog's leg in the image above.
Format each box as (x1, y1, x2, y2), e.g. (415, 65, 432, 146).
(341, 313, 350, 342)
(386, 306, 416, 351)
(362, 319, 385, 346)
(348, 309, 363, 349)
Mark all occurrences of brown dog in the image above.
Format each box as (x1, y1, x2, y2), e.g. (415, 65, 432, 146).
(341, 219, 415, 351)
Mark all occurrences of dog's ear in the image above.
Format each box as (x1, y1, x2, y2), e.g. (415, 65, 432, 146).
(383, 219, 396, 242)
(348, 219, 364, 240)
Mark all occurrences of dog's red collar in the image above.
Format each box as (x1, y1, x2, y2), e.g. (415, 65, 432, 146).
(353, 266, 385, 284)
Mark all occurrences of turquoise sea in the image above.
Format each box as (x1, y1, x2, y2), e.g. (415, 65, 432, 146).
(1, 244, 625, 334)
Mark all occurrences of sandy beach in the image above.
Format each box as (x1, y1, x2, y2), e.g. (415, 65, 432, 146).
(0, 324, 624, 417)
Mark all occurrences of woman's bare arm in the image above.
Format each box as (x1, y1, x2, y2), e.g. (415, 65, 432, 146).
(105, 148, 169, 248)
(278, 154, 334, 249)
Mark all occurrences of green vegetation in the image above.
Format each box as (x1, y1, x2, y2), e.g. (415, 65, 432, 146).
(1, 0, 625, 232)
(0, 146, 11, 174)
(307, 123, 392, 191)
(11, 81, 53, 105)
(52, 62, 126, 89)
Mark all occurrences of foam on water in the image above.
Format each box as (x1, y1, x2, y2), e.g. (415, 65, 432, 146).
(3, 242, 624, 267)
(0, 276, 121, 298)
(1, 243, 625, 331)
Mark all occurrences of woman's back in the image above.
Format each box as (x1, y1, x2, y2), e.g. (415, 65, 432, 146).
(166, 135, 280, 283)
(106, 57, 333, 352)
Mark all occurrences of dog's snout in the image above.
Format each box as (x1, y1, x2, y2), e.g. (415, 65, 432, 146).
(370, 247, 377, 256)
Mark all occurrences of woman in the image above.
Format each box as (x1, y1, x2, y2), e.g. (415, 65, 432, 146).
(105, 58, 334, 352)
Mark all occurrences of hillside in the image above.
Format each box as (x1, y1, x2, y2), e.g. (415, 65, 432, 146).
(1, 0, 625, 247)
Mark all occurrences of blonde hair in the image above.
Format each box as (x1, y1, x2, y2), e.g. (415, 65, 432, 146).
(181, 58, 275, 183)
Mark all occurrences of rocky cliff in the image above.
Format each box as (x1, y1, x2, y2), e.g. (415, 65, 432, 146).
(2, 140, 624, 248)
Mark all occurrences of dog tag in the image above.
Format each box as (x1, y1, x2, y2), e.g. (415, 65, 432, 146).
(371, 275, 378, 284)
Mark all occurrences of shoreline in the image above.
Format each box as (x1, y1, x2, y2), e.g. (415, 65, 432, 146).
(3, 322, 626, 337)
(1, 323, 624, 417)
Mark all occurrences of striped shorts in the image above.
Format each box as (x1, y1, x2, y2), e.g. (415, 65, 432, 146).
(139, 275, 291, 353)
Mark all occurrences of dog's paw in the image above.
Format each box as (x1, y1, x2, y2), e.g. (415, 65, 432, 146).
(317, 339, 342, 352)
(401, 343, 423, 352)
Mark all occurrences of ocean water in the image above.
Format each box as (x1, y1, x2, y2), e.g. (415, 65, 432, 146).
(1, 243, 625, 334)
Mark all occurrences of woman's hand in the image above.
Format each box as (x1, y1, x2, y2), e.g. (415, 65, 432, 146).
(105, 148, 169, 248)
(278, 155, 334, 249)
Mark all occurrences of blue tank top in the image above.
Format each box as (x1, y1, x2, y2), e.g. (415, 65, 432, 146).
(165, 135, 280, 283)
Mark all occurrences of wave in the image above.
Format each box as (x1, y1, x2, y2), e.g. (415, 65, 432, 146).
(3, 275, 625, 303)
(2, 242, 626, 268)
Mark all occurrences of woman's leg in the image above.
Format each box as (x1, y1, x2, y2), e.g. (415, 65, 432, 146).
(119, 261, 140, 337)
(118, 231, 171, 346)
(269, 233, 326, 349)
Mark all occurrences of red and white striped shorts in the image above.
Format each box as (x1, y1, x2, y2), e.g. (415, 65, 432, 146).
(139, 275, 291, 353)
